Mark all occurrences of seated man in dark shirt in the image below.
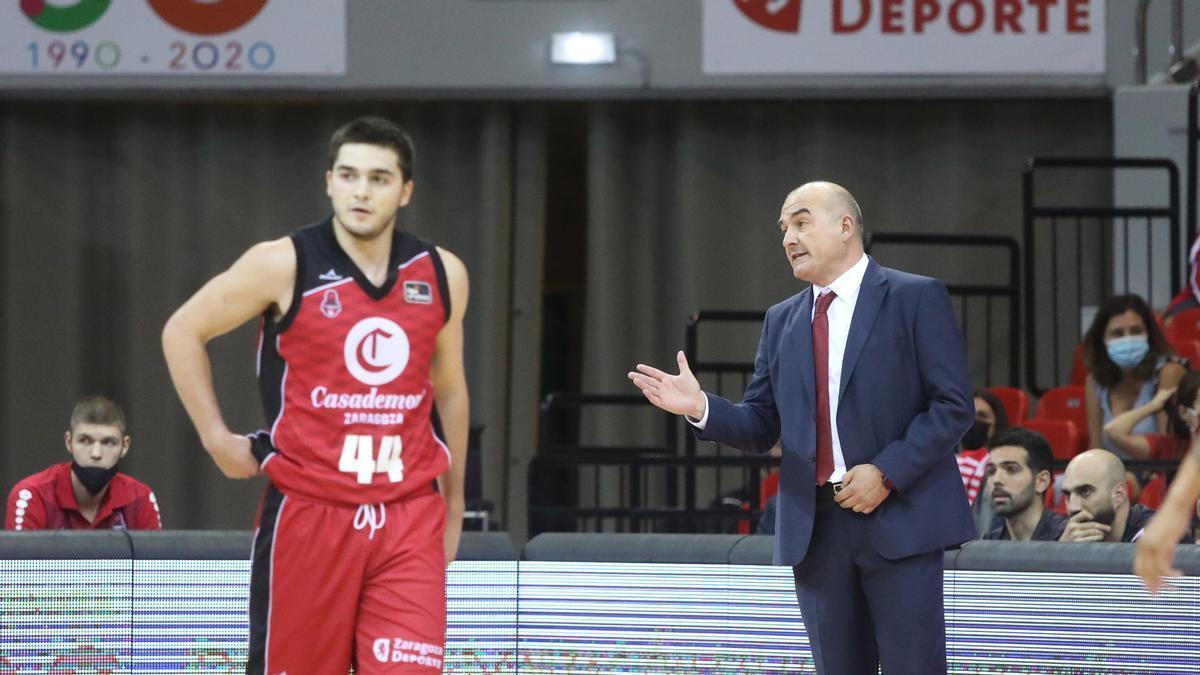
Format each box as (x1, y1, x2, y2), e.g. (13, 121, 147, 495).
(983, 428, 1066, 541)
(5, 395, 161, 531)
(1059, 448, 1155, 543)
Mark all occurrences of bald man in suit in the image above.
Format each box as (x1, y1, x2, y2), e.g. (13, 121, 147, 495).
(630, 182, 976, 674)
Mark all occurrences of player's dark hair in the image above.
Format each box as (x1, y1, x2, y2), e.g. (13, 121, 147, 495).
(328, 116, 415, 182)
(988, 427, 1054, 484)
(70, 395, 127, 435)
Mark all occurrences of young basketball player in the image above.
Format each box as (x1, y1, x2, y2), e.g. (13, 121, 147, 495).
(163, 117, 469, 673)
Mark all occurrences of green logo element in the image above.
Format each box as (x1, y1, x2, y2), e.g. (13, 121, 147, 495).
(20, 0, 112, 33)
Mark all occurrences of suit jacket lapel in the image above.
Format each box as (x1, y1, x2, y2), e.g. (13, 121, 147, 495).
(791, 287, 816, 408)
(839, 259, 888, 404)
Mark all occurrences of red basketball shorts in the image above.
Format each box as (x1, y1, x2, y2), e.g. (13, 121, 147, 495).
(246, 484, 447, 674)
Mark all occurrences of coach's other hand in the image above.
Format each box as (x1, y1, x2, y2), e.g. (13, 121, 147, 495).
(834, 464, 891, 514)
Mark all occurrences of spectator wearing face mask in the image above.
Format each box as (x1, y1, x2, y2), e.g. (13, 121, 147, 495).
(958, 389, 1010, 505)
(4, 395, 161, 531)
(1083, 295, 1186, 460)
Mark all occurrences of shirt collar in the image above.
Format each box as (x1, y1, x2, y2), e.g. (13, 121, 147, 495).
(812, 253, 869, 304)
(53, 462, 81, 512)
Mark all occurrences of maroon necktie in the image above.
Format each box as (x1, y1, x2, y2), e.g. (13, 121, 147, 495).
(813, 290, 837, 485)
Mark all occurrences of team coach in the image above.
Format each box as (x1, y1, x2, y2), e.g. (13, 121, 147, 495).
(630, 181, 976, 674)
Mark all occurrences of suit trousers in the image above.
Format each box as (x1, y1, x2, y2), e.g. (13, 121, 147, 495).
(792, 491, 946, 675)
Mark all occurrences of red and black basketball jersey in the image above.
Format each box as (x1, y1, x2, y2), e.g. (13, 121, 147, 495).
(253, 218, 452, 506)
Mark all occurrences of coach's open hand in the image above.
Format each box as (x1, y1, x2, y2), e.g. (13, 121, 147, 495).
(628, 351, 707, 420)
(834, 464, 891, 514)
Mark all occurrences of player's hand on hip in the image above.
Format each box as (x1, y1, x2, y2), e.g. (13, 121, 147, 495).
(1134, 506, 1188, 594)
(628, 351, 706, 419)
(834, 464, 891, 514)
(204, 431, 260, 479)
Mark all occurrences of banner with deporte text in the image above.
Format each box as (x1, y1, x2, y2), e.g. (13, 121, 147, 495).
(703, 0, 1105, 75)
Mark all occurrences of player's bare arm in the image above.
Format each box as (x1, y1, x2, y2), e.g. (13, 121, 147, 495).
(162, 238, 297, 479)
(431, 247, 470, 565)
(1135, 438, 1200, 592)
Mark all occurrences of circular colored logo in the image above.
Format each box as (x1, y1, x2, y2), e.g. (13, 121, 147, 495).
(20, 0, 111, 32)
(344, 317, 410, 386)
(147, 0, 268, 36)
(733, 0, 802, 34)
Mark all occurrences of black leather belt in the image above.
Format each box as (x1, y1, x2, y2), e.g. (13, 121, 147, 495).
(816, 481, 844, 500)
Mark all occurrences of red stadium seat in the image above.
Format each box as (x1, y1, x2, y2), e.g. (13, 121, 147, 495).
(737, 500, 751, 535)
(760, 470, 780, 509)
(748, 470, 782, 535)
(1035, 386, 1089, 453)
(1138, 473, 1167, 510)
(1020, 419, 1080, 461)
(1045, 470, 1068, 515)
(1165, 288, 1196, 319)
(987, 386, 1029, 423)
(1069, 342, 1088, 386)
(1167, 336, 1200, 369)
(1165, 308, 1200, 342)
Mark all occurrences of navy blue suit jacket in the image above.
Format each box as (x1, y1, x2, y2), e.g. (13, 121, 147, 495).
(697, 258, 977, 565)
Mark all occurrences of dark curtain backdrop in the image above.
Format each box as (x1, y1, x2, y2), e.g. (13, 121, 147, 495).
(0, 97, 1113, 533)
(0, 102, 519, 528)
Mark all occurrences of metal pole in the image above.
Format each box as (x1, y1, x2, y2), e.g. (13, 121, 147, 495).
(1023, 162, 1038, 392)
(1136, 0, 1152, 85)
(1170, 0, 1184, 68)
(1190, 83, 1198, 245)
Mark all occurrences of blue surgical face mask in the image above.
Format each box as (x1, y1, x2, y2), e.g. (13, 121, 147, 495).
(1106, 335, 1150, 370)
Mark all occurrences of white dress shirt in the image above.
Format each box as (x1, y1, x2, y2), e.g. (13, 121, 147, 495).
(691, 253, 870, 483)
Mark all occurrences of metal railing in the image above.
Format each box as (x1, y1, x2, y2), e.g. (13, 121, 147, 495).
(870, 233, 1022, 387)
(1022, 157, 1181, 394)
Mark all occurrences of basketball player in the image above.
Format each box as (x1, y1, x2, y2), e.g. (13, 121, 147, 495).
(162, 117, 469, 673)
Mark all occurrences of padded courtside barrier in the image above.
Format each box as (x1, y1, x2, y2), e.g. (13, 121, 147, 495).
(0, 530, 516, 560)
(2, 531, 1198, 672)
(524, 533, 1200, 575)
(522, 532, 745, 563)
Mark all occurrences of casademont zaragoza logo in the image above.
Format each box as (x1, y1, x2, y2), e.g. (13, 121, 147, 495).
(344, 317, 410, 386)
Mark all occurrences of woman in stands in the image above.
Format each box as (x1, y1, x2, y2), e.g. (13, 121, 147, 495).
(1103, 370, 1199, 462)
(971, 390, 1010, 445)
(1103, 370, 1199, 510)
(1083, 294, 1186, 460)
